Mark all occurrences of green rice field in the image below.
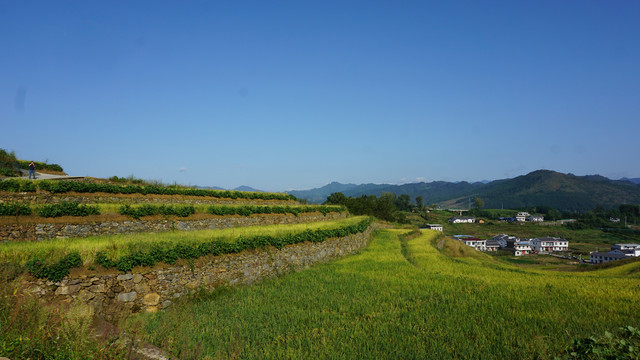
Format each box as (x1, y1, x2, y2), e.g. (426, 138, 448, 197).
(128, 229, 640, 359)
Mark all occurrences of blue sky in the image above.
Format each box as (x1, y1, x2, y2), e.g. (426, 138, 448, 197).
(2, 1, 639, 191)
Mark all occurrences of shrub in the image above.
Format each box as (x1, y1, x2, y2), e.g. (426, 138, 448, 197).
(0, 202, 32, 216)
(25, 252, 83, 282)
(37, 201, 100, 217)
(119, 204, 196, 219)
(207, 205, 345, 217)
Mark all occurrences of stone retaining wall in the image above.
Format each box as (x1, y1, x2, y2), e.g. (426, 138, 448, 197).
(1, 212, 346, 242)
(0, 191, 297, 206)
(21, 224, 376, 320)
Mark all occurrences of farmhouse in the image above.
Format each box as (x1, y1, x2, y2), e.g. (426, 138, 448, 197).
(516, 212, 530, 222)
(531, 237, 569, 253)
(492, 233, 518, 248)
(506, 237, 532, 256)
(422, 224, 443, 232)
(456, 236, 486, 251)
(448, 217, 475, 224)
(590, 243, 640, 264)
(528, 215, 544, 222)
(485, 239, 500, 251)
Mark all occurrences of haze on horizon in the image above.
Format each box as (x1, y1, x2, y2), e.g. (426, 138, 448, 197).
(2, 1, 639, 192)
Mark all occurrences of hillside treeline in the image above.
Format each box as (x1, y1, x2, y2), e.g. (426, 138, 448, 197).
(324, 192, 413, 223)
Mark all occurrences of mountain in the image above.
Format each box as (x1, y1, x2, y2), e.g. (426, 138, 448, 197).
(442, 170, 640, 211)
(290, 170, 640, 211)
(288, 180, 483, 205)
(233, 185, 262, 192)
(620, 177, 640, 185)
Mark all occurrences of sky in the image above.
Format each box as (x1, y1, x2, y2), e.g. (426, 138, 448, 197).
(2, 1, 639, 192)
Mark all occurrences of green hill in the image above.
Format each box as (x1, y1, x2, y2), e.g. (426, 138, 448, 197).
(292, 170, 640, 211)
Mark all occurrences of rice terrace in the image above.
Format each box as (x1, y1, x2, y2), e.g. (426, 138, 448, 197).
(1, 165, 640, 359)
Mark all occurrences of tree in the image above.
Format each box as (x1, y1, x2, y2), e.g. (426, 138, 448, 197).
(415, 196, 423, 211)
(474, 197, 484, 209)
(395, 194, 412, 212)
(325, 192, 347, 205)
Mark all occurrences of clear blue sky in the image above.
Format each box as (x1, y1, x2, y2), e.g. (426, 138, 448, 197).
(2, 1, 639, 191)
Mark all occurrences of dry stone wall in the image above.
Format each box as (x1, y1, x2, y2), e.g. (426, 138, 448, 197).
(0, 212, 346, 242)
(21, 224, 376, 320)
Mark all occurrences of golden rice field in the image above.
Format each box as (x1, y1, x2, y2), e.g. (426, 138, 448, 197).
(128, 229, 640, 359)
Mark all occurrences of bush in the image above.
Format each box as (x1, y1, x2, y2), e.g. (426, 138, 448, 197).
(37, 201, 100, 217)
(0, 202, 32, 216)
(25, 252, 83, 282)
(560, 326, 640, 359)
(119, 204, 196, 219)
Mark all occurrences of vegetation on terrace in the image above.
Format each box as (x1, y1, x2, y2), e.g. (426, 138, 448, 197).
(0, 148, 65, 177)
(128, 229, 640, 359)
(0, 217, 371, 281)
(0, 178, 296, 201)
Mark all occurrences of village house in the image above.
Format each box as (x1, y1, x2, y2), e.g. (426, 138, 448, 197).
(422, 224, 443, 232)
(448, 217, 475, 224)
(531, 237, 569, 253)
(515, 212, 530, 222)
(528, 215, 544, 222)
(492, 234, 518, 248)
(485, 239, 501, 251)
(590, 243, 640, 264)
(506, 237, 532, 256)
(455, 236, 486, 251)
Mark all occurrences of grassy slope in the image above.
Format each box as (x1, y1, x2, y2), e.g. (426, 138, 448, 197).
(129, 230, 640, 359)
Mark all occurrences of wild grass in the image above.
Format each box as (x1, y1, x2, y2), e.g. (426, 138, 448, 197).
(0, 217, 367, 266)
(0, 270, 128, 359)
(128, 229, 640, 359)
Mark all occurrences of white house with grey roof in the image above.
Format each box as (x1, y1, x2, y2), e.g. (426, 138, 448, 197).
(531, 237, 569, 253)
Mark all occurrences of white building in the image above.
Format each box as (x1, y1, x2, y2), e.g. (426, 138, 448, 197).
(516, 212, 530, 222)
(528, 215, 544, 222)
(458, 237, 486, 251)
(449, 217, 475, 224)
(531, 237, 569, 253)
(422, 224, 443, 232)
(492, 234, 518, 248)
(590, 243, 640, 264)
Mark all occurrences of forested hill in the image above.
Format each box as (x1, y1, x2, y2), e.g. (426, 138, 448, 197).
(289, 170, 640, 211)
(288, 181, 484, 205)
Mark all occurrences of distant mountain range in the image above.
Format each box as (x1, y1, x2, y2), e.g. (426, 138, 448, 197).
(288, 170, 640, 211)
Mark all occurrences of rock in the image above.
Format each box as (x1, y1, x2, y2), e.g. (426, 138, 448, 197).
(89, 283, 105, 293)
(117, 274, 133, 281)
(117, 291, 137, 302)
(132, 274, 144, 283)
(78, 290, 96, 301)
(161, 300, 172, 309)
(55, 285, 80, 296)
(143, 293, 161, 306)
(134, 283, 150, 294)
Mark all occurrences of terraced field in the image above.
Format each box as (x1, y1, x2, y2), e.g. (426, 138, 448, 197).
(129, 229, 640, 359)
(0, 180, 365, 359)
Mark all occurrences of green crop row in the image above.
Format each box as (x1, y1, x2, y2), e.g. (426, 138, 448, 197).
(207, 205, 345, 217)
(119, 204, 196, 219)
(97, 217, 372, 272)
(37, 202, 100, 218)
(0, 202, 32, 216)
(0, 179, 296, 201)
(23, 218, 372, 280)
